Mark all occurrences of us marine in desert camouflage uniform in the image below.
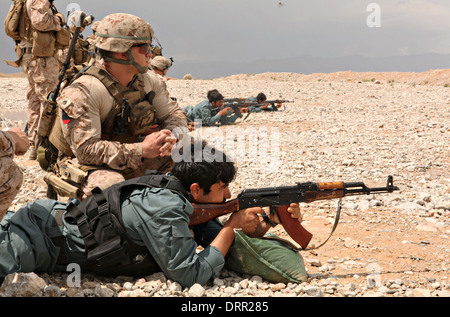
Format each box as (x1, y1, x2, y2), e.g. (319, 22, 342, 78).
(0, 128, 30, 220)
(150, 56, 172, 80)
(49, 13, 188, 198)
(17, 0, 66, 160)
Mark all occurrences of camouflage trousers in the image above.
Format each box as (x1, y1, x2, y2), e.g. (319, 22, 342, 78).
(0, 157, 23, 220)
(21, 53, 59, 145)
(81, 155, 175, 198)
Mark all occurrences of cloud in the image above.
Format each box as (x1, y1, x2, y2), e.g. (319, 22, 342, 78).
(1, 0, 450, 75)
(381, 0, 450, 30)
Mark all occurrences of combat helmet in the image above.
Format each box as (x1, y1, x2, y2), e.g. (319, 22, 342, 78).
(95, 13, 154, 73)
(151, 56, 172, 71)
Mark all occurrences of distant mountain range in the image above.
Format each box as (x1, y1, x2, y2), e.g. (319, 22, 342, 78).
(2, 53, 450, 80)
(169, 53, 450, 79)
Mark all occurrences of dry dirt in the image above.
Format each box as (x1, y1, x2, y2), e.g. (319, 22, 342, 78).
(1, 69, 449, 296)
(173, 69, 450, 294)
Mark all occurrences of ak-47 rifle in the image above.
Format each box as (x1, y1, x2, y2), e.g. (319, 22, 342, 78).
(222, 99, 294, 115)
(265, 99, 294, 104)
(263, 99, 293, 109)
(223, 98, 247, 103)
(190, 176, 399, 249)
(212, 101, 261, 120)
(223, 98, 294, 105)
(261, 99, 294, 111)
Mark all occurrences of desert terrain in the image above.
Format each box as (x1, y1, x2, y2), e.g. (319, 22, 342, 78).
(0, 69, 448, 297)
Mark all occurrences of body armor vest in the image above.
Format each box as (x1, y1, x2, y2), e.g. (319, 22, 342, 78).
(64, 173, 189, 277)
(49, 66, 157, 157)
(22, 1, 69, 56)
(5, 0, 69, 63)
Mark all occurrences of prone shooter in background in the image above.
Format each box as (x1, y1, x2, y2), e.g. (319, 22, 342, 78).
(183, 89, 240, 128)
(224, 93, 294, 113)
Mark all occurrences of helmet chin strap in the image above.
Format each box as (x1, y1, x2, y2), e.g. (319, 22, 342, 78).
(100, 49, 148, 73)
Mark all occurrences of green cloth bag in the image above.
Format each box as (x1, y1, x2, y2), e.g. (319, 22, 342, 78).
(225, 230, 308, 283)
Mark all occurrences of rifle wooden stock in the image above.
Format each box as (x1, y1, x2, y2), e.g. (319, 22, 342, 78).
(189, 199, 239, 226)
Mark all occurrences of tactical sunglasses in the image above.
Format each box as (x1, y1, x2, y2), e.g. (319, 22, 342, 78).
(132, 43, 153, 55)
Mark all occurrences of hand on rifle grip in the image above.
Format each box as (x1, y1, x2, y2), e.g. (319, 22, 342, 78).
(270, 203, 302, 225)
(218, 107, 231, 116)
(226, 207, 262, 235)
(275, 204, 312, 249)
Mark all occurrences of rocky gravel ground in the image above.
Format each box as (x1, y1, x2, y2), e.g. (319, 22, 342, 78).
(0, 71, 448, 299)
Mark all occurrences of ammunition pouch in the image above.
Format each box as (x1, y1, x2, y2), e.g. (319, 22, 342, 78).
(55, 28, 70, 49)
(31, 31, 56, 57)
(128, 99, 157, 135)
(73, 47, 87, 65)
(37, 96, 58, 139)
(72, 38, 90, 65)
(36, 138, 58, 172)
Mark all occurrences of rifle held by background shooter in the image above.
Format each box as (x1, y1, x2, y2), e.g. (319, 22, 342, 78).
(221, 99, 294, 117)
(212, 101, 261, 119)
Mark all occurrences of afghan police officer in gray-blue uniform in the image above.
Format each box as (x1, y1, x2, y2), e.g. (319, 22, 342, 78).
(246, 92, 280, 112)
(183, 89, 239, 126)
(0, 139, 300, 288)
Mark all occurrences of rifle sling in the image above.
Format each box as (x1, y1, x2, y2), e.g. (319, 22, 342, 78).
(303, 198, 342, 251)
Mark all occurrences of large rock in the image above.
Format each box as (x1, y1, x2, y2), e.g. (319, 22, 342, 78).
(0, 272, 47, 297)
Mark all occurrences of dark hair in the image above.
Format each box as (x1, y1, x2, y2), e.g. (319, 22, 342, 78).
(207, 89, 224, 103)
(207, 89, 218, 99)
(256, 93, 267, 102)
(171, 140, 236, 194)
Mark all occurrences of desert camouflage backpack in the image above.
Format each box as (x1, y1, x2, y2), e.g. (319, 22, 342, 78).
(4, 0, 27, 42)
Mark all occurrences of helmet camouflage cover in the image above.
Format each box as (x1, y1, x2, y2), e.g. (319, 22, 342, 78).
(151, 56, 172, 70)
(95, 13, 154, 53)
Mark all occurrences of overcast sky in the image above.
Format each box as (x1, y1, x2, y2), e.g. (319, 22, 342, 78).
(1, 0, 450, 74)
